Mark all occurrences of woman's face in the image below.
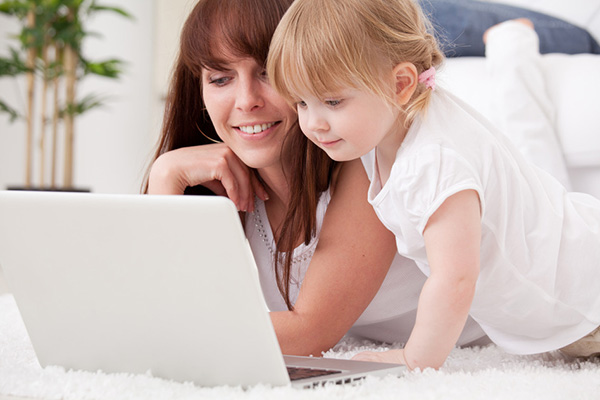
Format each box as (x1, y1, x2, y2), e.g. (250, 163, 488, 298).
(202, 57, 297, 170)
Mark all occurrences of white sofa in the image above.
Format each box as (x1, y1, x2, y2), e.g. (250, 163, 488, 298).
(439, 0, 600, 199)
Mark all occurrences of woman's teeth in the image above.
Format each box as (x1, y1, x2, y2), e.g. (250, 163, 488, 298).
(239, 122, 274, 134)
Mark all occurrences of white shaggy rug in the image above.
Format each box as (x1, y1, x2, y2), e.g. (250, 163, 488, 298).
(1, 293, 599, 400)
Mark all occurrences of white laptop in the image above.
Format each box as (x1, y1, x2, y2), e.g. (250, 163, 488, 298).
(0, 190, 404, 388)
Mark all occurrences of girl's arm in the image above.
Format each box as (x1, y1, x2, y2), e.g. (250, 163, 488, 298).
(147, 144, 268, 212)
(403, 189, 481, 369)
(270, 159, 398, 356)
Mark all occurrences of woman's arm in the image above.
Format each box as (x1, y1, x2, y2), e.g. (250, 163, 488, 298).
(150, 150, 398, 355)
(147, 144, 268, 212)
(270, 159, 398, 356)
(403, 189, 481, 369)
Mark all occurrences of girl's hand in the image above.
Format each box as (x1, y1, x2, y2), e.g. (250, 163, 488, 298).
(352, 349, 410, 368)
(147, 143, 269, 212)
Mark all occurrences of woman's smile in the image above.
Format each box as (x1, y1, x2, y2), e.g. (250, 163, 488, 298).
(235, 121, 282, 140)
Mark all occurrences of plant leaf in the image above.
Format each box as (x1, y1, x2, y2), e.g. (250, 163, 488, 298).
(0, 1, 30, 18)
(62, 93, 108, 116)
(0, 99, 20, 122)
(0, 47, 29, 76)
(83, 58, 125, 78)
(88, 4, 133, 20)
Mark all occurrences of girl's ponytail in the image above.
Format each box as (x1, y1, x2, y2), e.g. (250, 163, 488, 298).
(405, 32, 444, 124)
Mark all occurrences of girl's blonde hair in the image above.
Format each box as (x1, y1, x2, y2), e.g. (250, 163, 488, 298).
(267, 0, 444, 123)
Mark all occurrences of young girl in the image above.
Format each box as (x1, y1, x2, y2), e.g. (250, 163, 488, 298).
(267, 0, 600, 370)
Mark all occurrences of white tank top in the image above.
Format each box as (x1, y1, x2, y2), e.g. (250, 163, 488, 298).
(245, 190, 489, 346)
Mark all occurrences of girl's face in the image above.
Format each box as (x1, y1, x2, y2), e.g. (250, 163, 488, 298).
(297, 87, 401, 162)
(202, 57, 297, 170)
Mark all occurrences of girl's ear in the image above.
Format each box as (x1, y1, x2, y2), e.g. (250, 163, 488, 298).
(392, 62, 418, 105)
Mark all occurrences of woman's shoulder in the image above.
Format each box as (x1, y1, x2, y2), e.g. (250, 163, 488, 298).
(329, 159, 369, 197)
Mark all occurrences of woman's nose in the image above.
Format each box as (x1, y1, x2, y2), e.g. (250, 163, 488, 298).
(235, 78, 264, 112)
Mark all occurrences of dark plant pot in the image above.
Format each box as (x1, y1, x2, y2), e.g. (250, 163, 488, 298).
(6, 186, 91, 193)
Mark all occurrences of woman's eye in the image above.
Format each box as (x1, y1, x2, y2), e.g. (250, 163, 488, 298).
(208, 76, 230, 86)
(325, 99, 342, 107)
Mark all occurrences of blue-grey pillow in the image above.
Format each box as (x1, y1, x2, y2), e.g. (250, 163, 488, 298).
(420, 0, 600, 56)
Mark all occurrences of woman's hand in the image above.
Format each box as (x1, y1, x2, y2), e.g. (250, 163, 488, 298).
(147, 143, 268, 212)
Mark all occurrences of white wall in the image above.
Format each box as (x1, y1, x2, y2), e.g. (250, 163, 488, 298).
(0, 1, 158, 194)
(154, 0, 196, 101)
(0, 0, 196, 294)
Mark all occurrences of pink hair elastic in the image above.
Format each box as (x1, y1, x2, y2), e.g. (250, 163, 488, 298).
(418, 66, 436, 91)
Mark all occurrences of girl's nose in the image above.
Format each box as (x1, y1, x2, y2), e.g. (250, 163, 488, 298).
(306, 111, 329, 133)
(235, 78, 264, 112)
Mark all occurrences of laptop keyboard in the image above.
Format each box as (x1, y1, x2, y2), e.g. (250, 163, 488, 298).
(287, 366, 342, 381)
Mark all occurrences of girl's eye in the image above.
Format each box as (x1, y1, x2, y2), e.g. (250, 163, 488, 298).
(296, 100, 307, 108)
(325, 99, 342, 107)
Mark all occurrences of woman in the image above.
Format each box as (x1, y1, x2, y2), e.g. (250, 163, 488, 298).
(144, 0, 488, 356)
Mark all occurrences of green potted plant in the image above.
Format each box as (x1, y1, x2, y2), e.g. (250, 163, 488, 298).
(0, 0, 132, 190)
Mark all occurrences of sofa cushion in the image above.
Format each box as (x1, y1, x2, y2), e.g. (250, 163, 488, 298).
(479, 0, 600, 41)
(440, 55, 600, 169)
(423, 0, 600, 56)
(542, 53, 600, 167)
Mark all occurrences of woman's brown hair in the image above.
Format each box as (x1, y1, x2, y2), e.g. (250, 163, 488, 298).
(143, 0, 337, 310)
(277, 124, 338, 310)
(142, 0, 295, 185)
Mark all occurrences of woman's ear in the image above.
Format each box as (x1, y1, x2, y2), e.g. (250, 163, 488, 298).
(392, 62, 418, 105)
